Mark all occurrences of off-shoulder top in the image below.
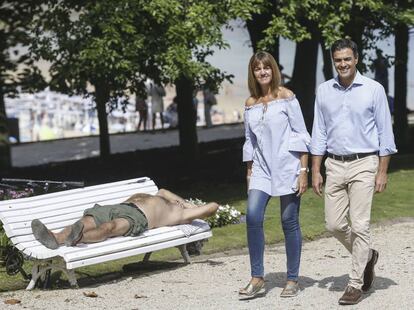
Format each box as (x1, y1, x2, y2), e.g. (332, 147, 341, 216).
(243, 96, 311, 196)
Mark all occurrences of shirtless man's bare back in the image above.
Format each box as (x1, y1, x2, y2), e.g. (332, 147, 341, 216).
(31, 189, 219, 250)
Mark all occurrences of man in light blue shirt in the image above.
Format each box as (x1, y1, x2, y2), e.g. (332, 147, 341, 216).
(311, 39, 397, 306)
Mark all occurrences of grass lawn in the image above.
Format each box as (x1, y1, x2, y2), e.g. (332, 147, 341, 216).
(1, 166, 413, 292)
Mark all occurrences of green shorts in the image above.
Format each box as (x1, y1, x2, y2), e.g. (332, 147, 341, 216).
(84, 203, 148, 236)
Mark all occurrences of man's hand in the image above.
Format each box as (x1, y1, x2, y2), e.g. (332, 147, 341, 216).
(297, 172, 308, 196)
(311, 155, 324, 197)
(312, 171, 324, 197)
(375, 155, 391, 193)
(375, 172, 387, 193)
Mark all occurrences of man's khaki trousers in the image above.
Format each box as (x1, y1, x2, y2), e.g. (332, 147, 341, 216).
(324, 155, 378, 289)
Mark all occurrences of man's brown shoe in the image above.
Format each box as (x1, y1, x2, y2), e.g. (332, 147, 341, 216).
(338, 286, 362, 305)
(362, 249, 379, 292)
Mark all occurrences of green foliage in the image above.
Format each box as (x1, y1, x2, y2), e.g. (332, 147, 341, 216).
(187, 198, 242, 228)
(30, 0, 262, 157)
(0, 1, 47, 169)
(0, 1, 46, 97)
(31, 0, 261, 105)
(258, 0, 413, 56)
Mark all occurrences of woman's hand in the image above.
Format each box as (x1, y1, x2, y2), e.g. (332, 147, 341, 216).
(246, 175, 251, 192)
(297, 171, 308, 196)
(246, 161, 253, 193)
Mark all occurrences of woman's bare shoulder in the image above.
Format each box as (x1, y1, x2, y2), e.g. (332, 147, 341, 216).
(277, 87, 295, 100)
(245, 97, 257, 107)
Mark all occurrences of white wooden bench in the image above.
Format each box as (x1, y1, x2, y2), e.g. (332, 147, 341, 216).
(0, 177, 212, 290)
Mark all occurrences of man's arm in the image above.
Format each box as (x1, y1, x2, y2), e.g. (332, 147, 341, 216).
(156, 189, 185, 203)
(375, 155, 391, 193)
(312, 155, 324, 197)
(310, 89, 326, 198)
(371, 85, 396, 194)
(156, 189, 201, 209)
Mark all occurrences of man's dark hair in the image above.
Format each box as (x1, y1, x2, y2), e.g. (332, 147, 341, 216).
(331, 39, 359, 58)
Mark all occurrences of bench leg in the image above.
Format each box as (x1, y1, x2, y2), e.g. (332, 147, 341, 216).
(25, 260, 78, 290)
(67, 269, 78, 288)
(26, 262, 41, 290)
(178, 245, 191, 264)
(143, 252, 152, 262)
(26, 261, 52, 290)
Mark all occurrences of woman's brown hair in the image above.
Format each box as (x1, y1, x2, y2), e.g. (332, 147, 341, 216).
(247, 51, 281, 99)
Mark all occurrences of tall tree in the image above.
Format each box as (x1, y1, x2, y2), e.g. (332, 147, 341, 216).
(392, 0, 413, 151)
(33, 0, 260, 161)
(246, 1, 280, 61)
(32, 1, 162, 159)
(394, 23, 409, 150)
(289, 20, 319, 130)
(254, 0, 413, 132)
(144, 1, 260, 162)
(0, 1, 45, 170)
(344, 0, 413, 150)
(320, 36, 333, 80)
(258, 0, 348, 128)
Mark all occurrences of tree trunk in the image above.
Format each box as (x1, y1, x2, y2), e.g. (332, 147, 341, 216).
(394, 22, 409, 151)
(175, 75, 198, 163)
(290, 21, 319, 131)
(0, 82, 11, 171)
(320, 37, 333, 81)
(343, 8, 365, 72)
(246, 1, 279, 63)
(94, 82, 111, 159)
(246, 11, 279, 62)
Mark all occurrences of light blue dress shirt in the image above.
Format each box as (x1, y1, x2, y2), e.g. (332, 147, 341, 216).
(243, 96, 310, 196)
(311, 72, 397, 156)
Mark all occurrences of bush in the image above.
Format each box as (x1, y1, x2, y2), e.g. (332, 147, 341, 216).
(187, 198, 242, 228)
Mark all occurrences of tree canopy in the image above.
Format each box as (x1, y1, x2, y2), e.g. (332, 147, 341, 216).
(31, 0, 261, 159)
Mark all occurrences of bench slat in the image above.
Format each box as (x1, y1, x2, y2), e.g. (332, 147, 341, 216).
(13, 226, 178, 247)
(18, 221, 210, 261)
(66, 231, 212, 269)
(64, 230, 184, 262)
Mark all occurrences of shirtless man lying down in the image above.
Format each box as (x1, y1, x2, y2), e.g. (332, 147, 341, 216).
(31, 189, 219, 249)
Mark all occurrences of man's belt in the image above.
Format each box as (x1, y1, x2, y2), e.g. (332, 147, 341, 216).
(327, 152, 378, 162)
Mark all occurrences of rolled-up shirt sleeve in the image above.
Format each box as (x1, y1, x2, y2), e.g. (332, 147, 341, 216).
(287, 98, 310, 152)
(311, 89, 328, 155)
(243, 109, 256, 161)
(373, 85, 397, 156)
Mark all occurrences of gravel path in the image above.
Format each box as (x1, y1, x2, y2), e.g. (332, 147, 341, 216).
(2, 220, 413, 309)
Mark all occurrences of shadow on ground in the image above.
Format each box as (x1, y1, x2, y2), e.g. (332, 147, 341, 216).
(263, 272, 398, 296)
(265, 272, 318, 292)
(47, 259, 225, 290)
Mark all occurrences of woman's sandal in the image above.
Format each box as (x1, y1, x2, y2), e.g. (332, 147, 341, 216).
(280, 281, 299, 298)
(239, 279, 266, 300)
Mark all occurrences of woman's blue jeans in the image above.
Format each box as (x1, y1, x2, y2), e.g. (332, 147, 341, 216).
(246, 189, 302, 281)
